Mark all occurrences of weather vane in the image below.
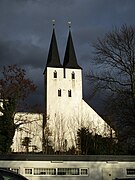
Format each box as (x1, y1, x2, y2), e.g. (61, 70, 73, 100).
(68, 21, 72, 29)
(52, 19, 55, 27)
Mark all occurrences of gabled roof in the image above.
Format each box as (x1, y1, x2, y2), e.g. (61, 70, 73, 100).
(44, 28, 62, 71)
(63, 30, 82, 69)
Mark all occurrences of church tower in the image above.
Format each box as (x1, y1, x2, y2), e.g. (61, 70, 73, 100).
(44, 26, 114, 150)
(44, 27, 83, 121)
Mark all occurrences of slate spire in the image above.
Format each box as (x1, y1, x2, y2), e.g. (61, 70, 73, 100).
(63, 30, 81, 69)
(45, 28, 62, 69)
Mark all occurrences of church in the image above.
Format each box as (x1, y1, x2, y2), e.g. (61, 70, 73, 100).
(43, 27, 114, 151)
(11, 27, 114, 153)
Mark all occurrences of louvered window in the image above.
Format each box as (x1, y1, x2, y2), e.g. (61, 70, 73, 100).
(68, 90, 72, 97)
(54, 70, 57, 78)
(58, 89, 61, 96)
(71, 72, 75, 79)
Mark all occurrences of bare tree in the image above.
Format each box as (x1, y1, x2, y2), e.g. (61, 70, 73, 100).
(12, 112, 43, 153)
(53, 114, 67, 153)
(88, 25, 135, 154)
(42, 116, 53, 154)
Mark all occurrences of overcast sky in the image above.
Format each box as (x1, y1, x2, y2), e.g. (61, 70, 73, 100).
(0, 0, 135, 113)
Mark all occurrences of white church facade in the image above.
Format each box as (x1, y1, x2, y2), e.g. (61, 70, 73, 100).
(43, 28, 115, 151)
(10, 28, 115, 153)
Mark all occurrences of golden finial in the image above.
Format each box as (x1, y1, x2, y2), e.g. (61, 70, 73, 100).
(68, 21, 72, 29)
(52, 19, 55, 27)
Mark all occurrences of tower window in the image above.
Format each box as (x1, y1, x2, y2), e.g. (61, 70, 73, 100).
(71, 72, 75, 79)
(54, 70, 57, 78)
(68, 90, 72, 97)
(58, 89, 61, 97)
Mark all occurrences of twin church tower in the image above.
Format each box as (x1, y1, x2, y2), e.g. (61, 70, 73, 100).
(43, 27, 113, 150)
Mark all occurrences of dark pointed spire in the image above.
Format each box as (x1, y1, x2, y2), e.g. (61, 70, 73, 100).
(45, 27, 62, 69)
(63, 30, 82, 69)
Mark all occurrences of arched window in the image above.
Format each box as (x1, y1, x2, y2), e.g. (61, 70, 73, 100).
(68, 90, 72, 97)
(53, 70, 57, 78)
(71, 72, 75, 79)
(58, 89, 61, 97)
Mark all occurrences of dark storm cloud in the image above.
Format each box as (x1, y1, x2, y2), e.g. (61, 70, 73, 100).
(0, 0, 135, 112)
(0, 39, 46, 68)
